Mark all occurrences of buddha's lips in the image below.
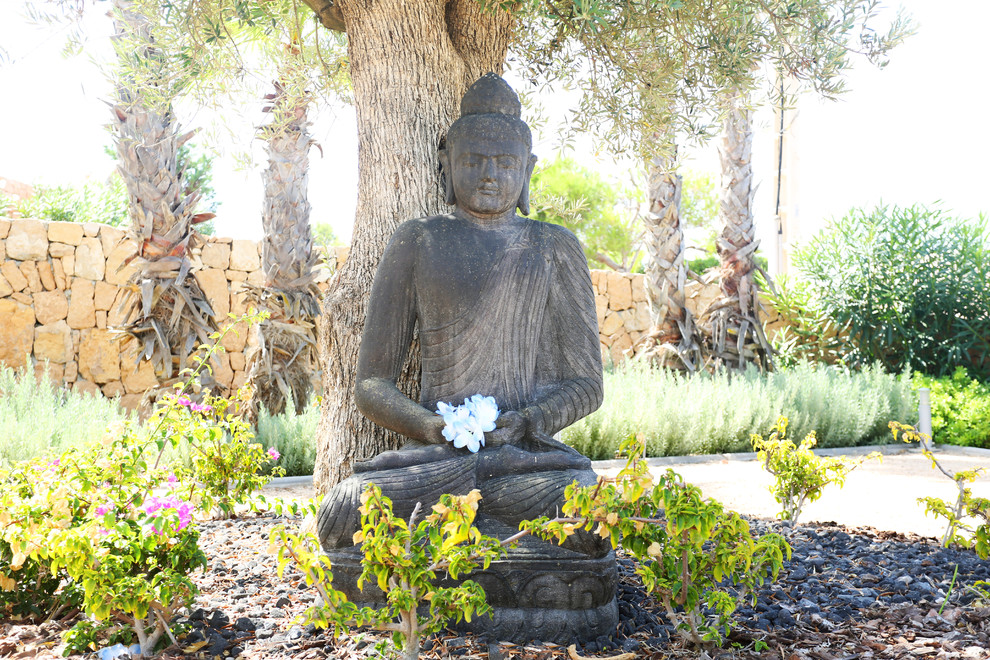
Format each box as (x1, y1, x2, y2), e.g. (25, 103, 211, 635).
(478, 186, 499, 195)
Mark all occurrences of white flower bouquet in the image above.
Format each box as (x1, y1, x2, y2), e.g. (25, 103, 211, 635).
(435, 395, 500, 453)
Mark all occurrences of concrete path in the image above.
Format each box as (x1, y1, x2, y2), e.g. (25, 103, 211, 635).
(265, 444, 990, 540)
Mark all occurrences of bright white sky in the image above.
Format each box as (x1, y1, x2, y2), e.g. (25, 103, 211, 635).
(0, 0, 987, 267)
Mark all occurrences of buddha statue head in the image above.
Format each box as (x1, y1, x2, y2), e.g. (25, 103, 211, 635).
(440, 74, 538, 218)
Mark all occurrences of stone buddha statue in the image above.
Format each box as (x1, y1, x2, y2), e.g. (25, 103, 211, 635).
(316, 73, 618, 643)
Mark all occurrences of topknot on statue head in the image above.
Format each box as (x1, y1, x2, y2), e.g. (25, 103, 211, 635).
(460, 73, 521, 118)
(445, 73, 532, 150)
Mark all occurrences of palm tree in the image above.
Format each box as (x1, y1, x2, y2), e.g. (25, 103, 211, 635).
(641, 147, 704, 370)
(244, 51, 321, 421)
(705, 90, 771, 370)
(110, 0, 217, 382)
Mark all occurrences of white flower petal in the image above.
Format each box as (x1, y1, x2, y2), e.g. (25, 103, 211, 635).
(453, 428, 472, 449)
(442, 425, 457, 443)
(471, 427, 485, 452)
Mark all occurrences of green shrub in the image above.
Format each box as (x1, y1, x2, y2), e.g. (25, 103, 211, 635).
(271, 488, 504, 660)
(254, 399, 320, 476)
(163, 391, 285, 519)
(274, 439, 789, 655)
(0, 365, 133, 468)
(8, 177, 129, 226)
(759, 273, 845, 368)
(562, 361, 915, 459)
(752, 416, 881, 524)
(529, 437, 790, 647)
(891, 422, 990, 558)
(529, 156, 643, 272)
(687, 254, 768, 276)
(793, 204, 990, 379)
(914, 368, 990, 449)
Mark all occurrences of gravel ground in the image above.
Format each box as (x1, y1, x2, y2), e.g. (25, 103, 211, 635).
(3, 444, 990, 660)
(167, 512, 990, 659)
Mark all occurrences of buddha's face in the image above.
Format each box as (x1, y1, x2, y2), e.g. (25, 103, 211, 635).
(448, 135, 531, 219)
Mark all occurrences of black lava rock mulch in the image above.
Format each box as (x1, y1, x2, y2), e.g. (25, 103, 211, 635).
(2, 514, 990, 659)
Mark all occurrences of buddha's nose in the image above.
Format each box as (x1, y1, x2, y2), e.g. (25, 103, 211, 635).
(482, 157, 497, 180)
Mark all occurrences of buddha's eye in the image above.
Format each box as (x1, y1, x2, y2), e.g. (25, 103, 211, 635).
(496, 156, 519, 168)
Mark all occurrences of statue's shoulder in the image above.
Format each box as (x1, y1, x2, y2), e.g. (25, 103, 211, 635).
(386, 215, 454, 247)
(392, 214, 459, 239)
(526, 218, 585, 257)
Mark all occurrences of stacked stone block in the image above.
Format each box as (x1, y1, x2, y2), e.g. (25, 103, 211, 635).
(589, 270, 652, 364)
(0, 219, 340, 411)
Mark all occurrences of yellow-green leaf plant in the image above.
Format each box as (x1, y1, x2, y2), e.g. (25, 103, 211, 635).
(273, 435, 790, 652)
(165, 385, 285, 520)
(890, 422, 990, 558)
(752, 416, 882, 525)
(0, 415, 207, 656)
(269, 486, 507, 660)
(524, 436, 792, 646)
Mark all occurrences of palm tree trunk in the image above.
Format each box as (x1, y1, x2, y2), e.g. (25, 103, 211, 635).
(244, 54, 321, 422)
(707, 90, 771, 370)
(311, 0, 512, 493)
(641, 146, 703, 370)
(110, 0, 216, 381)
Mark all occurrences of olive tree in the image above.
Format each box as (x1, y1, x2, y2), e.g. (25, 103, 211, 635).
(293, 0, 908, 492)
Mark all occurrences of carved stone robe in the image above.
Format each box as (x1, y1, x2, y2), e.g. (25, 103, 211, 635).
(318, 215, 605, 551)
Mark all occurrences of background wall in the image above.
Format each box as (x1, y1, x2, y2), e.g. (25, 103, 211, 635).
(0, 219, 343, 410)
(0, 220, 781, 409)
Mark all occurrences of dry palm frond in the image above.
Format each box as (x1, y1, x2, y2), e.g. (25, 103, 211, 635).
(639, 149, 704, 371)
(244, 60, 322, 421)
(704, 90, 771, 371)
(109, 0, 218, 384)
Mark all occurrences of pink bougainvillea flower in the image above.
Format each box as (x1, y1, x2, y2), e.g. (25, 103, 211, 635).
(95, 504, 111, 516)
(48, 458, 60, 467)
(167, 473, 178, 485)
(190, 402, 212, 413)
(176, 396, 193, 407)
(143, 496, 194, 534)
(267, 447, 280, 461)
(175, 501, 193, 530)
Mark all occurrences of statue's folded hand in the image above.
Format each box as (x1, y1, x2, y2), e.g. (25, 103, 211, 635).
(485, 410, 526, 448)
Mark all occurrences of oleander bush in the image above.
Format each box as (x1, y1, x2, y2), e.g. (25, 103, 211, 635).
(913, 368, 990, 449)
(562, 361, 916, 460)
(0, 364, 134, 468)
(793, 204, 990, 379)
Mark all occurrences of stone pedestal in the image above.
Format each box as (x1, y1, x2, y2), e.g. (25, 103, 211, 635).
(323, 514, 618, 644)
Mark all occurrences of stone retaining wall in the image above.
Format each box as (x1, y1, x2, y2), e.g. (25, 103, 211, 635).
(0, 218, 342, 411)
(593, 271, 785, 364)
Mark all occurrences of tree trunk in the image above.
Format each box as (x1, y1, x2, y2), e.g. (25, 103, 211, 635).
(110, 0, 216, 382)
(245, 58, 321, 422)
(708, 90, 770, 370)
(641, 148, 703, 370)
(313, 0, 512, 493)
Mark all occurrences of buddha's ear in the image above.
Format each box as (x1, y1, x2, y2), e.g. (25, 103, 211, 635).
(517, 153, 538, 216)
(438, 147, 456, 205)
